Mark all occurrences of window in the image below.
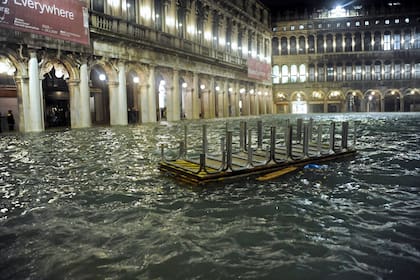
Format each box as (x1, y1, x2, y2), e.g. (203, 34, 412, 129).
(291, 65, 298, 83)
(272, 65, 280, 84)
(154, 0, 164, 31)
(290, 25, 295, 31)
(365, 64, 372, 80)
(404, 63, 411, 79)
(345, 63, 352, 80)
(281, 65, 289, 84)
(336, 34, 343, 52)
(375, 20, 380, 25)
(308, 36, 315, 53)
(326, 34, 333, 52)
(272, 37, 279, 55)
(385, 19, 390, 25)
(344, 33, 352, 52)
(384, 61, 392, 79)
(355, 21, 360, 27)
(317, 35, 324, 53)
(317, 64, 325, 82)
(414, 29, 420, 48)
(415, 63, 420, 79)
(384, 32, 391, 51)
(177, 0, 186, 38)
(374, 61, 381, 80)
(317, 23, 323, 29)
(299, 64, 306, 82)
(309, 64, 315, 82)
(346, 22, 351, 27)
(299, 25, 304, 30)
(281, 37, 288, 55)
(299, 36, 306, 54)
(126, 0, 136, 22)
(212, 12, 220, 48)
(354, 33, 362, 51)
(336, 64, 343, 81)
(290, 37, 297, 55)
(374, 32, 381, 51)
(327, 64, 334, 81)
(336, 22, 341, 28)
(405, 18, 410, 23)
(395, 19, 400, 24)
(394, 62, 401, 79)
(394, 32, 401, 50)
(355, 64, 362, 80)
(364, 32, 372, 51)
(404, 31, 411, 49)
(92, 0, 104, 13)
(308, 24, 313, 29)
(365, 20, 370, 26)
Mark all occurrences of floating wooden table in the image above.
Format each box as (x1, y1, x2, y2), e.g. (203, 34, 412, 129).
(158, 119, 357, 186)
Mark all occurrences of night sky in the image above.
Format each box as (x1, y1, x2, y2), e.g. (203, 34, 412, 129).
(260, 0, 418, 11)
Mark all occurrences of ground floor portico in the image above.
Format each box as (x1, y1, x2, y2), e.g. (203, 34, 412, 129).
(0, 43, 272, 133)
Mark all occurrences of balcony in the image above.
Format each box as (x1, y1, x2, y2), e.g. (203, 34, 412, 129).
(89, 11, 247, 69)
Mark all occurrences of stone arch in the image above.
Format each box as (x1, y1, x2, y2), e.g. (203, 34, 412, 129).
(403, 88, 420, 112)
(384, 89, 402, 112)
(0, 51, 20, 131)
(364, 89, 383, 112)
(345, 90, 363, 112)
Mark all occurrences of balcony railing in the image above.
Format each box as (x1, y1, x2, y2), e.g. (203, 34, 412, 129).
(89, 11, 247, 68)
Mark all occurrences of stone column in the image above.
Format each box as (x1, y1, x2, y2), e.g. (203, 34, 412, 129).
(69, 61, 91, 128)
(192, 72, 200, 119)
(223, 79, 229, 117)
(147, 65, 157, 123)
(108, 81, 120, 126)
(169, 69, 181, 121)
(108, 61, 128, 126)
(27, 51, 43, 132)
(140, 84, 149, 123)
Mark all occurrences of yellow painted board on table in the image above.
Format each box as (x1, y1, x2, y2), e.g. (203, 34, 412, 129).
(256, 166, 298, 181)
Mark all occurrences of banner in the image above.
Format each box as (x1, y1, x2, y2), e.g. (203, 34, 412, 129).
(247, 58, 271, 81)
(0, 0, 89, 45)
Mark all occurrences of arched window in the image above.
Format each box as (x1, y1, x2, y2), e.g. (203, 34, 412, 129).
(374, 61, 382, 80)
(374, 32, 381, 51)
(309, 64, 315, 82)
(394, 61, 402, 79)
(212, 11, 220, 48)
(327, 64, 334, 81)
(177, 0, 187, 38)
(345, 63, 352, 80)
(272, 37, 279, 55)
(326, 34, 333, 52)
(336, 34, 343, 52)
(393, 31, 401, 50)
(272, 65, 280, 84)
(290, 37, 297, 55)
(92, 0, 104, 13)
(299, 64, 306, 82)
(126, 0, 136, 22)
(384, 61, 392, 79)
(308, 35, 315, 53)
(281, 37, 288, 55)
(365, 62, 372, 80)
(336, 63, 343, 81)
(154, 0, 164, 31)
(317, 35, 324, 53)
(355, 62, 362, 80)
(364, 32, 372, 51)
(354, 32, 362, 51)
(290, 65, 298, 82)
(299, 36, 306, 54)
(403, 30, 411, 49)
(344, 33, 352, 52)
(317, 63, 325, 82)
(414, 28, 420, 48)
(384, 31, 391, 51)
(196, 2, 205, 44)
(404, 63, 411, 79)
(415, 62, 420, 78)
(281, 65, 289, 84)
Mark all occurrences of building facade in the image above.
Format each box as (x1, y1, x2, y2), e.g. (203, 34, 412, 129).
(0, 0, 272, 132)
(271, 3, 420, 114)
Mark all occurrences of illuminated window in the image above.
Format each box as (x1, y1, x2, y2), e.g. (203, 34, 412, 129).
(365, 20, 370, 26)
(346, 22, 351, 27)
(309, 64, 315, 82)
(272, 65, 280, 84)
(290, 37, 297, 55)
(384, 61, 392, 79)
(327, 64, 334, 81)
(355, 64, 362, 80)
(299, 24, 304, 30)
(385, 19, 390, 25)
(299, 64, 306, 82)
(345, 63, 352, 80)
(395, 19, 400, 24)
(404, 30, 411, 49)
(365, 64, 372, 80)
(394, 32, 401, 50)
(355, 21, 360, 27)
(405, 18, 410, 23)
(336, 64, 343, 81)
(404, 63, 411, 79)
(374, 61, 382, 80)
(384, 32, 391, 50)
(415, 63, 420, 79)
(317, 64, 325, 82)
(281, 65, 289, 84)
(291, 65, 298, 83)
(290, 25, 295, 31)
(375, 20, 380, 25)
(394, 62, 401, 79)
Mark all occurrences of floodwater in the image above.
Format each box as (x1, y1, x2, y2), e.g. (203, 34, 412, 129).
(0, 113, 419, 280)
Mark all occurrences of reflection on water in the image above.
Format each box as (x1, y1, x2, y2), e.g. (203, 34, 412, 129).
(1, 113, 419, 279)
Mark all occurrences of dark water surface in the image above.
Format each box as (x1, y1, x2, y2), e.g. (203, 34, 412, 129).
(1, 113, 419, 280)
